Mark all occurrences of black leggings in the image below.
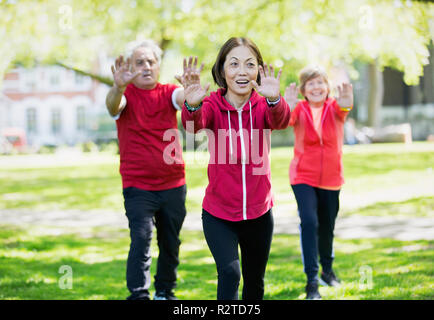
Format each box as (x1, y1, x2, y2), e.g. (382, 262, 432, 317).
(291, 184, 340, 283)
(202, 209, 274, 300)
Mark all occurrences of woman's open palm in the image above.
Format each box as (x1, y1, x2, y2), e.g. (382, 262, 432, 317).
(175, 56, 210, 106)
(336, 83, 353, 109)
(251, 63, 282, 101)
(284, 83, 299, 111)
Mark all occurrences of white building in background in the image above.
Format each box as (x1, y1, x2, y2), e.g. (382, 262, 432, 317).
(1, 65, 111, 148)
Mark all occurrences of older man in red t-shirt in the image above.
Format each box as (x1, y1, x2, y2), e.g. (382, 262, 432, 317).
(106, 40, 186, 300)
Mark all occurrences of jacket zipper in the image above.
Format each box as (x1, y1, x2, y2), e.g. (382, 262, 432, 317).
(305, 102, 327, 186)
(238, 109, 247, 220)
(318, 104, 329, 186)
(319, 140, 324, 186)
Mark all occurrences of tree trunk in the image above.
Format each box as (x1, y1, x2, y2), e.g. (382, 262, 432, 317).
(367, 60, 384, 128)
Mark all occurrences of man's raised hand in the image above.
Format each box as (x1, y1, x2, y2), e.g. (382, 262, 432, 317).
(111, 55, 141, 90)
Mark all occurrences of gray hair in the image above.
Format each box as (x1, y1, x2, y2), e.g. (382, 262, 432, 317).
(125, 39, 163, 65)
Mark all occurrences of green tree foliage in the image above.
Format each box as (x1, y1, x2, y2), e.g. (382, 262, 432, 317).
(0, 0, 433, 87)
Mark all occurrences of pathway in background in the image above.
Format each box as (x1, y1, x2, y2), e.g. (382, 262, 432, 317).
(1, 208, 433, 241)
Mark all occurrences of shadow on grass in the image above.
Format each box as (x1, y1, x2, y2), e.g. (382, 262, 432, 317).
(1, 226, 433, 300)
(0, 226, 218, 300)
(343, 152, 434, 178)
(0, 257, 127, 300)
(0, 226, 128, 299)
(343, 196, 434, 217)
(263, 235, 434, 300)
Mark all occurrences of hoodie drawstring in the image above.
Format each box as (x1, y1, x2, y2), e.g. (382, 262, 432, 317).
(227, 111, 233, 157)
(249, 101, 253, 141)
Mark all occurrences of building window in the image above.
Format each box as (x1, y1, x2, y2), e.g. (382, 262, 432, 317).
(26, 108, 37, 134)
(76, 106, 86, 131)
(75, 73, 86, 85)
(24, 71, 37, 91)
(51, 108, 61, 134)
(49, 72, 60, 88)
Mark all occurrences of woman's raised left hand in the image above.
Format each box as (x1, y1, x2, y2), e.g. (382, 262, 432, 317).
(251, 63, 282, 102)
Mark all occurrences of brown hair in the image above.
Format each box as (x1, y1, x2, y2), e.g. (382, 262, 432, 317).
(212, 37, 264, 89)
(299, 65, 330, 98)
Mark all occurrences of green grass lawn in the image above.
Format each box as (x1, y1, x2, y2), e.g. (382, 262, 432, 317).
(1, 142, 433, 217)
(0, 142, 433, 300)
(0, 225, 432, 300)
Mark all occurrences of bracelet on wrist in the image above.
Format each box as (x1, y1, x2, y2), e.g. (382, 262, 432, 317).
(266, 95, 281, 107)
(184, 100, 203, 112)
(339, 105, 353, 112)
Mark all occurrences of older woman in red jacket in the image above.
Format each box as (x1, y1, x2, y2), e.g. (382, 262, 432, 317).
(285, 66, 353, 300)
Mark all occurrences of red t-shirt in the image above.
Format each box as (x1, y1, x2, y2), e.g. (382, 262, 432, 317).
(116, 83, 185, 191)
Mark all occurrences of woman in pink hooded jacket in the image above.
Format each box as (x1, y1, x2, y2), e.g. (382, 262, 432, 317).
(180, 37, 291, 300)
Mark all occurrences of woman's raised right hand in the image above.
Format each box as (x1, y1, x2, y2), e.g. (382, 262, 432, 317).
(284, 82, 299, 111)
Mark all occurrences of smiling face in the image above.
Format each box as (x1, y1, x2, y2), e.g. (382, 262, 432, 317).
(130, 46, 160, 90)
(302, 75, 330, 106)
(222, 45, 259, 102)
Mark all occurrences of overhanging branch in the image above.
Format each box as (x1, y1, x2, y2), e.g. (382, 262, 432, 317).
(55, 61, 114, 86)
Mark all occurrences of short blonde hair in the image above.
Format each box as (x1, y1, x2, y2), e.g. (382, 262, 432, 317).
(299, 65, 330, 98)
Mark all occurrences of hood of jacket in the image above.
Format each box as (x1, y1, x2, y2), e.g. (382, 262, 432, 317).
(205, 88, 264, 157)
(207, 88, 262, 112)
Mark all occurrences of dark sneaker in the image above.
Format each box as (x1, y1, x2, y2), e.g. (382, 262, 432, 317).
(126, 293, 150, 300)
(320, 271, 341, 287)
(305, 282, 322, 300)
(154, 290, 178, 300)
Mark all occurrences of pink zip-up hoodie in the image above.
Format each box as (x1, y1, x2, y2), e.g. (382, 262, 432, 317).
(182, 89, 291, 221)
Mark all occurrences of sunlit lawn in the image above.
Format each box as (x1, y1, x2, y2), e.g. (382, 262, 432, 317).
(1, 142, 433, 217)
(0, 142, 433, 300)
(0, 225, 432, 300)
